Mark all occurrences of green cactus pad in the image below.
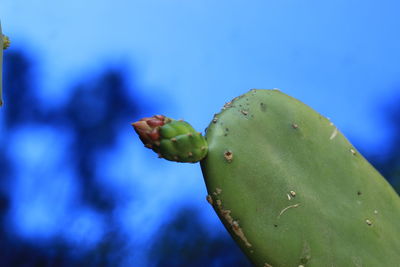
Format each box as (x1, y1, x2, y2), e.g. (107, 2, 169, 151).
(200, 89, 400, 266)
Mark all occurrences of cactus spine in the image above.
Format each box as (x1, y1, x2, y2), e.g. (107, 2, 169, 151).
(132, 89, 400, 266)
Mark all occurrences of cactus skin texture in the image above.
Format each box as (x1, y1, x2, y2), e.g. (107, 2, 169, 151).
(132, 115, 207, 163)
(201, 89, 400, 266)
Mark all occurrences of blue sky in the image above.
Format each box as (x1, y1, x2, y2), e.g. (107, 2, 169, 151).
(2, 0, 400, 150)
(1, 0, 400, 264)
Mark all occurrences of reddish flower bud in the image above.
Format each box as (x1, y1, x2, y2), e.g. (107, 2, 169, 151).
(131, 115, 166, 148)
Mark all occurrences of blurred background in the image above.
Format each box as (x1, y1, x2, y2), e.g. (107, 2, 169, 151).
(1, 0, 400, 266)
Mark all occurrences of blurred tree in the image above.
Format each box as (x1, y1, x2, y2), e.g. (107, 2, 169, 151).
(149, 207, 251, 267)
(2, 51, 41, 127)
(0, 50, 253, 267)
(0, 50, 134, 266)
(65, 69, 138, 211)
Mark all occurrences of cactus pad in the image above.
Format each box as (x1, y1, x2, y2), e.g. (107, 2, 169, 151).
(200, 89, 400, 266)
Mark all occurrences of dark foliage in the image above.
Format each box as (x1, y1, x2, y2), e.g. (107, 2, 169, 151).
(0, 50, 254, 266)
(150, 208, 251, 267)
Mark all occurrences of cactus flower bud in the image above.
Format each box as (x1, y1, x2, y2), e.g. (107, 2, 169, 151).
(132, 115, 208, 163)
(132, 115, 168, 148)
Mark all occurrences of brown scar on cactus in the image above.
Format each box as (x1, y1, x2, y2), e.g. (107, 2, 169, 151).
(206, 195, 213, 205)
(365, 219, 373, 226)
(224, 151, 233, 162)
(211, 187, 252, 248)
(232, 220, 251, 246)
(223, 101, 232, 109)
(212, 117, 218, 123)
(292, 123, 298, 129)
(215, 197, 252, 248)
(212, 188, 222, 197)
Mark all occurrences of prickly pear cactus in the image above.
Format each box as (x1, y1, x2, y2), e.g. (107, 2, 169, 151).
(132, 89, 400, 266)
